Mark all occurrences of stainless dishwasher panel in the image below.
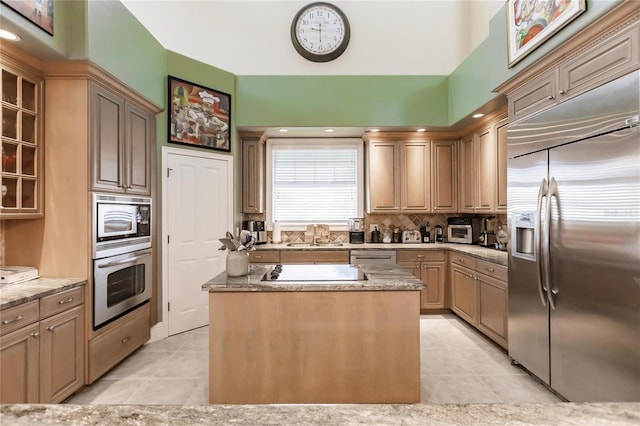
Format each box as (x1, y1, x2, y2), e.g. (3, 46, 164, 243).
(350, 250, 397, 265)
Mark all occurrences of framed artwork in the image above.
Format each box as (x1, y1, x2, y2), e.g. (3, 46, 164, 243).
(2, 0, 54, 35)
(168, 76, 231, 153)
(507, 0, 586, 67)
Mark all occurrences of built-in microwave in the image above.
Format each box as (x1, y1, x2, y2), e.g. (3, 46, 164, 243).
(447, 217, 480, 244)
(92, 193, 152, 259)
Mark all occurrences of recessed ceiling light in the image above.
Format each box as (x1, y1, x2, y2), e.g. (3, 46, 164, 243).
(416, 128, 426, 132)
(472, 113, 484, 118)
(370, 128, 380, 132)
(278, 128, 288, 132)
(0, 29, 20, 41)
(325, 128, 334, 133)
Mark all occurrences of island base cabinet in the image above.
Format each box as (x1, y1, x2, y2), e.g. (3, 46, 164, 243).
(39, 305, 84, 403)
(0, 323, 40, 403)
(209, 291, 421, 404)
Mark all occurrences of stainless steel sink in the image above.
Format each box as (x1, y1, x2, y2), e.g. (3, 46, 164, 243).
(316, 242, 343, 247)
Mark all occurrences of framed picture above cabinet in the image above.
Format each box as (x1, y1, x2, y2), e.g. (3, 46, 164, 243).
(168, 76, 231, 153)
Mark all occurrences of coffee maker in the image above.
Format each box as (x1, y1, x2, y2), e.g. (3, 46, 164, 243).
(478, 217, 498, 247)
(242, 220, 267, 245)
(349, 218, 365, 244)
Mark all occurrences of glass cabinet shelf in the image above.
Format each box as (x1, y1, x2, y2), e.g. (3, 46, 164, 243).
(1, 62, 43, 218)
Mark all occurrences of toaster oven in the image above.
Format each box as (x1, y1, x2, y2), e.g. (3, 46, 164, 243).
(447, 217, 480, 244)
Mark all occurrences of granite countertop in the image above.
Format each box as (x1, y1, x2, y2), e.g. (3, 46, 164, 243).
(258, 242, 509, 266)
(2, 403, 638, 425)
(0, 277, 87, 311)
(202, 264, 425, 292)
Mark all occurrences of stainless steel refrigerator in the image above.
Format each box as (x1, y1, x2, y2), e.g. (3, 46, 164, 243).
(507, 70, 640, 402)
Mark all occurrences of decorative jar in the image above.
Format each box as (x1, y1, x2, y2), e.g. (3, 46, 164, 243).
(226, 250, 249, 277)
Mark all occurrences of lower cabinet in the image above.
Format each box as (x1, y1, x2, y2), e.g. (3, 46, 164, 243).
(249, 250, 280, 264)
(280, 250, 349, 264)
(0, 286, 85, 404)
(397, 250, 446, 310)
(450, 253, 508, 349)
(88, 302, 150, 383)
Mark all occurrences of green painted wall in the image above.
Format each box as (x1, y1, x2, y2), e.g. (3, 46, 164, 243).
(86, 0, 165, 108)
(448, 0, 622, 125)
(236, 75, 449, 128)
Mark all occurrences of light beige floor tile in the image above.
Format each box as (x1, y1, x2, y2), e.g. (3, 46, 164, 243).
(126, 379, 205, 405)
(152, 351, 208, 379)
(102, 350, 173, 379)
(68, 379, 145, 404)
(480, 374, 562, 403)
(421, 375, 502, 404)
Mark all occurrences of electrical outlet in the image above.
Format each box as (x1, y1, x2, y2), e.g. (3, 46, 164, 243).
(370, 224, 378, 232)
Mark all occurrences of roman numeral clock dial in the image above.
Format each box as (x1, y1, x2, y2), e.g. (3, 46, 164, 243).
(291, 2, 351, 62)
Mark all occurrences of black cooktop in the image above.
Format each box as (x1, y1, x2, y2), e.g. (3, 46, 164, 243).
(262, 264, 367, 282)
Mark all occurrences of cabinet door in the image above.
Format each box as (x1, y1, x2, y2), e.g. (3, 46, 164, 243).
(124, 102, 152, 196)
(0, 323, 39, 403)
(400, 141, 430, 212)
(451, 265, 477, 325)
(495, 118, 508, 213)
(241, 139, 264, 213)
(478, 274, 508, 349)
(475, 126, 495, 213)
(508, 69, 558, 122)
(458, 134, 475, 213)
(431, 140, 457, 213)
(420, 261, 446, 309)
(397, 261, 420, 279)
(91, 83, 125, 193)
(39, 305, 84, 403)
(367, 141, 400, 213)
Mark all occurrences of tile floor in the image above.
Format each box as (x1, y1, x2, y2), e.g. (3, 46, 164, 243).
(67, 314, 560, 405)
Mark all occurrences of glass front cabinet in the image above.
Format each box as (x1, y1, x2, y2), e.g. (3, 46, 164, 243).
(1, 51, 44, 218)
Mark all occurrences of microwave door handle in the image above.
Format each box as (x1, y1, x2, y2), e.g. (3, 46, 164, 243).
(98, 252, 151, 268)
(536, 178, 548, 307)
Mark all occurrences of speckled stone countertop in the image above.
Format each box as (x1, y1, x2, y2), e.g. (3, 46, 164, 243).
(259, 242, 508, 266)
(202, 264, 425, 292)
(2, 403, 638, 425)
(0, 277, 87, 310)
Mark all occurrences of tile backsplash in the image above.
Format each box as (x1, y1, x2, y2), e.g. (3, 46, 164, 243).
(244, 213, 507, 244)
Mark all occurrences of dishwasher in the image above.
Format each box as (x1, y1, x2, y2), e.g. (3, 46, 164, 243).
(349, 250, 397, 265)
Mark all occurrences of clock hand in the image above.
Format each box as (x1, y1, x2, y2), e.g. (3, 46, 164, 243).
(319, 22, 322, 43)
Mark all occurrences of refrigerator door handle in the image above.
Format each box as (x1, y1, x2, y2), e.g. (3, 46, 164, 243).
(536, 178, 549, 307)
(545, 177, 559, 310)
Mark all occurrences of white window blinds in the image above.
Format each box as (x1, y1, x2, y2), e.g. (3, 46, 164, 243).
(267, 139, 363, 228)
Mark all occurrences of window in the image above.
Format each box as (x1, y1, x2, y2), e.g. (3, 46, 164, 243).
(266, 138, 364, 230)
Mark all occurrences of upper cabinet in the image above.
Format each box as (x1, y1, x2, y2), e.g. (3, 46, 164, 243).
(365, 135, 457, 214)
(0, 46, 44, 219)
(504, 15, 639, 123)
(458, 113, 507, 214)
(91, 82, 153, 196)
(241, 136, 265, 214)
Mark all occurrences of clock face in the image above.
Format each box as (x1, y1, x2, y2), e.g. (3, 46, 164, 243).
(291, 2, 350, 62)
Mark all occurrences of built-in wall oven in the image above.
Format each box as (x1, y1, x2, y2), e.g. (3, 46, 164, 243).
(92, 193, 152, 329)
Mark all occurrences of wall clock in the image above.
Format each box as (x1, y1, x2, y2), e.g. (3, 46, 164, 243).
(291, 2, 351, 62)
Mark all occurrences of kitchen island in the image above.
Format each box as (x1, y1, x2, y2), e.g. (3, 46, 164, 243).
(202, 263, 425, 404)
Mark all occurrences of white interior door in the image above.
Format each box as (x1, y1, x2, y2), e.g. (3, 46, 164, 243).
(166, 150, 231, 336)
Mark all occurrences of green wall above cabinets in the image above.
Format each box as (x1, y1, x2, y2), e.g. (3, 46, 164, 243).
(235, 75, 449, 128)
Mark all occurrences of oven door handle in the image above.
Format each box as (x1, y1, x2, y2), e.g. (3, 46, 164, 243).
(97, 252, 151, 268)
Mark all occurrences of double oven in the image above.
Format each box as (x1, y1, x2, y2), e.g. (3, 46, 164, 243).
(92, 193, 152, 330)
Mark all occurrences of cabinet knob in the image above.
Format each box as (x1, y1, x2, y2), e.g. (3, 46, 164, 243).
(2, 315, 24, 325)
(46, 325, 56, 331)
(121, 336, 131, 344)
(31, 332, 40, 338)
(547, 95, 555, 100)
(485, 267, 495, 273)
(559, 89, 567, 95)
(58, 297, 74, 305)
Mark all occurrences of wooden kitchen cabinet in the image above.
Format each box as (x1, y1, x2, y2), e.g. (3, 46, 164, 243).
(449, 254, 508, 348)
(91, 82, 153, 196)
(397, 250, 446, 310)
(0, 286, 85, 404)
(495, 118, 508, 213)
(241, 136, 265, 213)
(0, 44, 44, 218)
(280, 250, 349, 264)
(366, 135, 457, 214)
(507, 21, 639, 123)
(249, 250, 280, 264)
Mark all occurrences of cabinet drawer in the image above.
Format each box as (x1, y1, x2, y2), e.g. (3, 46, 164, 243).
(40, 287, 84, 319)
(476, 259, 508, 282)
(280, 250, 349, 264)
(397, 250, 445, 262)
(249, 251, 280, 264)
(449, 252, 476, 269)
(0, 300, 39, 336)
(88, 303, 150, 383)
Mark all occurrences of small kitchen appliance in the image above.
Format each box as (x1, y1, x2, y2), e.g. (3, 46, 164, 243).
(478, 217, 498, 247)
(402, 230, 421, 243)
(242, 220, 267, 245)
(434, 225, 444, 243)
(420, 225, 430, 243)
(447, 217, 480, 244)
(371, 225, 380, 243)
(348, 218, 365, 244)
